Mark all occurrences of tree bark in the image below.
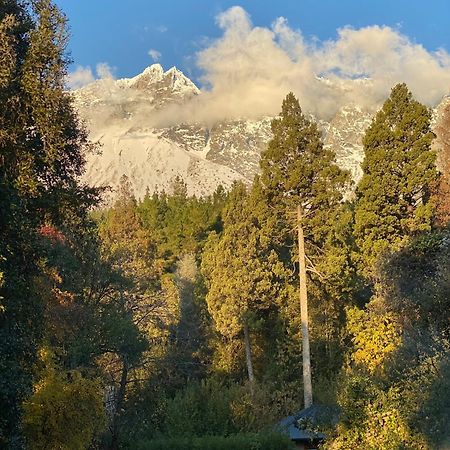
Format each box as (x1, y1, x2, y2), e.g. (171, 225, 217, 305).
(297, 204, 313, 408)
(110, 356, 129, 450)
(243, 321, 255, 391)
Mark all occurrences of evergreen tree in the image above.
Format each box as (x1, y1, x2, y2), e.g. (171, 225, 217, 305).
(354, 83, 438, 277)
(259, 93, 349, 407)
(0, 1, 97, 444)
(201, 182, 287, 386)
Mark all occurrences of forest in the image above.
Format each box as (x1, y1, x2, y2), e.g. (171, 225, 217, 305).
(0, 1, 449, 449)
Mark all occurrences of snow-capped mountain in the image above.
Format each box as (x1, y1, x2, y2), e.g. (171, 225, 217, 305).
(73, 64, 448, 200)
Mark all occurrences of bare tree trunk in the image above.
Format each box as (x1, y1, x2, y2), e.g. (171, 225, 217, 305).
(243, 322, 255, 391)
(297, 205, 313, 408)
(110, 356, 128, 450)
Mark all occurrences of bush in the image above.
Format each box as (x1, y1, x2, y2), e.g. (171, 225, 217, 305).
(22, 367, 105, 450)
(122, 378, 301, 447)
(162, 378, 295, 437)
(133, 432, 295, 450)
(164, 378, 238, 436)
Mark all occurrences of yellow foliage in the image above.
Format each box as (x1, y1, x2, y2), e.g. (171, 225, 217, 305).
(210, 337, 244, 375)
(328, 386, 428, 450)
(346, 302, 401, 374)
(22, 358, 105, 450)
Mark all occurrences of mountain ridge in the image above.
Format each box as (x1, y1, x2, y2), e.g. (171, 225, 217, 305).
(73, 65, 449, 201)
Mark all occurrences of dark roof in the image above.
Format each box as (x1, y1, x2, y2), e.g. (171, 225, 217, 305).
(276, 417, 325, 442)
(295, 404, 340, 426)
(276, 405, 340, 443)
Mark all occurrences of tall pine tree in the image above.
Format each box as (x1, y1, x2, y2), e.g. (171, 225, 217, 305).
(259, 93, 349, 407)
(354, 83, 438, 278)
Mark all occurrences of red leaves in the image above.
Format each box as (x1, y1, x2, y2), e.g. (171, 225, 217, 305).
(38, 225, 66, 244)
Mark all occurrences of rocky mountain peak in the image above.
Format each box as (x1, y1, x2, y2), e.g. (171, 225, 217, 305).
(127, 64, 199, 99)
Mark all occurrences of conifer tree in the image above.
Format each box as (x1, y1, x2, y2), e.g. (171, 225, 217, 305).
(0, 1, 97, 444)
(259, 93, 349, 408)
(354, 83, 438, 277)
(201, 182, 287, 386)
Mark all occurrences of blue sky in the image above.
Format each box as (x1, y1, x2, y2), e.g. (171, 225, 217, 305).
(56, 0, 450, 82)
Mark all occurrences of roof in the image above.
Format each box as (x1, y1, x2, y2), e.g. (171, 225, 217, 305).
(275, 404, 340, 443)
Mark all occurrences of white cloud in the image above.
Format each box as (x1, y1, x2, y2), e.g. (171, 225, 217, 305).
(173, 6, 450, 123)
(67, 65, 95, 89)
(148, 49, 162, 62)
(313, 26, 450, 109)
(69, 7, 450, 126)
(96, 62, 115, 80)
(67, 62, 115, 90)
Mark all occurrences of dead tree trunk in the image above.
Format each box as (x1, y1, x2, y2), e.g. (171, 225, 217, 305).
(243, 321, 255, 391)
(297, 204, 313, 408)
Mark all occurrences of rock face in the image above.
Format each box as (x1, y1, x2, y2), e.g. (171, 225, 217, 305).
(159, 118, 273, 180)
(323, 106, 373, 183)
(73, 64, 449, 200)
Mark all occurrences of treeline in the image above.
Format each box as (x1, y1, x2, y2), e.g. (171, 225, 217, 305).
(1, 1, 449, 449)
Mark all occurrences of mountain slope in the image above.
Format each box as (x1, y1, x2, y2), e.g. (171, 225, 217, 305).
(73, 65, 448, 200)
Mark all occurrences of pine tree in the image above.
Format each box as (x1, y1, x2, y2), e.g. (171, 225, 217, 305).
(201, 182, 287, 387)
(354, 83, 438, 278)
(259, 93, 349, 408)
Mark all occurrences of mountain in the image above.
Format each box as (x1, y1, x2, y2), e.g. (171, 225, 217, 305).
(74, 64, 253, 199)
(73, 64, 448, 200)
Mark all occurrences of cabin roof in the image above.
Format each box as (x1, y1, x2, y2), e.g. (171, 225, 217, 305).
(276, 404, 340, 443)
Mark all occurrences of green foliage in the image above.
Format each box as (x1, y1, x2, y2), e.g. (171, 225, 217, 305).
(380, 228, 450, 448)
(328, 375, 428, 449)
(326, 87, 445, 449)
(330, 228, 450, 449)
(354, 83, 438, 277)
(202, 181, 287, 340)
(99, 176, 161, 292)
(124, 377, 301, 445)
(260, 92, 349, 223)
(132, 432, 294, 450)
(0, 1, 100, 444)
(259, 93, 354, 382)
(164, 379, 238, 437)
(137, 179, 226, 269)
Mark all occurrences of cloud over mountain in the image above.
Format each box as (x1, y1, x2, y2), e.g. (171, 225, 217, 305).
(191, 6, 450, 121)
(67, 63, 115, 89)
(69, 6, 450, 123)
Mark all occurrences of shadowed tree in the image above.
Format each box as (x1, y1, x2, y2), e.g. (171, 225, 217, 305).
(0, 1, 98, 444)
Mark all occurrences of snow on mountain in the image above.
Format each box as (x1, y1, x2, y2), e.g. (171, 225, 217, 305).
(73, 65, 449, 201)
(432, 94, 450, 173)
(160, 118, 273, 179)
(84, 125, 246, 199)
(323, 105, 373, 183)
(74, 64, 248, 200)
(74, 63, 199, 111)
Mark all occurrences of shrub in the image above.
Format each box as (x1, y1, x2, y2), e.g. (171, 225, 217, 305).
(133, 432, 295, 450)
